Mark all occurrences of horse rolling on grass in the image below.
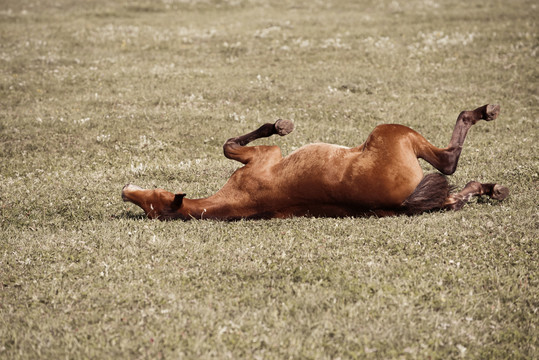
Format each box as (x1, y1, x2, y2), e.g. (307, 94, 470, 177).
(122, 104, 509, 220)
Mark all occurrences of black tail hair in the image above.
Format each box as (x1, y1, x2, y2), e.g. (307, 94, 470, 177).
(402, 173, 452, 215)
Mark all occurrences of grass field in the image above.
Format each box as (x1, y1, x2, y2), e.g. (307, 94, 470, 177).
(1, 0, 537, 358)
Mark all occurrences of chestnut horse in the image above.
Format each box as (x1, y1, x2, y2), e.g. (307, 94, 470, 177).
(122, 104, 508, 220)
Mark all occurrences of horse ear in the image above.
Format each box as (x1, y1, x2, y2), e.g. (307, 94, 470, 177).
(171, 193, 186, 209)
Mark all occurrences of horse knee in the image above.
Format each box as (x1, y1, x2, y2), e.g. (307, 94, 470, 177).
(223, 139, 256, 164)
(223, 139, 239, 159)
(438, 148, 462, 175)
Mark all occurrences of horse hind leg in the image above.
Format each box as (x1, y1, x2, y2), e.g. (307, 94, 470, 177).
(416, 104, 500, 175)
(444, 181, 509, 210)
(223, 119, 294, 164)
(401, 174, 509, 214)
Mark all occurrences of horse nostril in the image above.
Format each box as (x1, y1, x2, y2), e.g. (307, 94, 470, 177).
(121, 185, 130, 201)
(122, 184, 143, 201)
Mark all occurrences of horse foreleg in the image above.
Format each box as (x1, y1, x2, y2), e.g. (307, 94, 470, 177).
(223, 119, 294, 164)
(443, 181, 509, 210)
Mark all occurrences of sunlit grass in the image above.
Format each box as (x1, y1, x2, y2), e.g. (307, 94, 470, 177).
(1, 0, 537, 358)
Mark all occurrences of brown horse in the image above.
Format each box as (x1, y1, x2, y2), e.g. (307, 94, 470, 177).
(122, 104, 508, 220)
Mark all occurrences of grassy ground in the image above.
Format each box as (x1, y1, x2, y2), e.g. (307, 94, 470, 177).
(1, 0, 537, 358)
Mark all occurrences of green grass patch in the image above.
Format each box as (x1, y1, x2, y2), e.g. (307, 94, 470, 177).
(1, 0, 537, 358)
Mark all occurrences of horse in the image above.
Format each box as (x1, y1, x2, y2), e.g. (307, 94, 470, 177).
(122, 104, 509, 220)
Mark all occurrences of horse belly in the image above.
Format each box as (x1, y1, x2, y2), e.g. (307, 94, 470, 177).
(276, 146, 422, 210)
(340, 155, 423, 208)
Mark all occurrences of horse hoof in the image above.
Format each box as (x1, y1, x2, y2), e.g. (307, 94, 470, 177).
(491, 184, 509, 200)
(275, 119, 294, 136)
(485, 104, 500, 121)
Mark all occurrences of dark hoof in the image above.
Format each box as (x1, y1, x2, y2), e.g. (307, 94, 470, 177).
(484, 104, 500, 121)
(274, 119, 294, 136)
(491, 184, 509, 200)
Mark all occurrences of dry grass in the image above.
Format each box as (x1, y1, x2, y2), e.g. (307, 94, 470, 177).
(1, 0, 537, 358)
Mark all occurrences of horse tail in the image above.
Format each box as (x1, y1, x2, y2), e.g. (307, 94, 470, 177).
(401, 173, 452, 215)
